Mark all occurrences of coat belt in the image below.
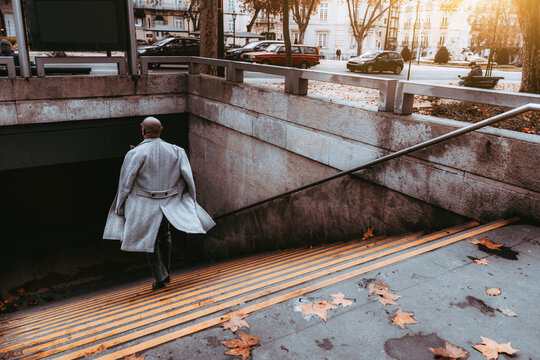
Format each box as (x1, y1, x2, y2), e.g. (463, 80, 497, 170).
(135, 186, 179, 199)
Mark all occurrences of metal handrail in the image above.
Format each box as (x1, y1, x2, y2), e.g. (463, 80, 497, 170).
(215, 103, 540, 220)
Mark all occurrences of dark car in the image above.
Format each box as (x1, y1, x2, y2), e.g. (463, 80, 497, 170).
(224, 40, 283, 60)
(347, 51, 404, 74)
(137, 36, 200, 57)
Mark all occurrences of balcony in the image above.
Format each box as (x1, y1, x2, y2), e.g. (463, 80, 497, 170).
(133, 0, 188, 11)
(440, 24, 448, 29)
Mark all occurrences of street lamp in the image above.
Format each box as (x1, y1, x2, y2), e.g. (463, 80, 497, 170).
(184, 13, 191, 35)
(232, 11, 237, 47)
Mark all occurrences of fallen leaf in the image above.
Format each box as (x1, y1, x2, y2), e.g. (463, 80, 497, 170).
(472, 337, 519, 359)
(298, 300, 337, 322)
(429, 341, 468, 359)
(280, 345, 289, 352)
(84, 344, 107, 357)
(367, 281, 393, 296)
(124, 354, 146, 360)
(469, 237, 503, 251)
(391, 308, 418, 329)
(362, 227, 375, 240)
(330, 292, 353, 307)
(221, 332, 260, 360)
(474, 258, 489, 265)
(377, 290, 401, 306)
(222, 312, 250, 333)
(497, 307, 518, 317)
(486, 288, 501, 296)
(0, 350, 23, 359)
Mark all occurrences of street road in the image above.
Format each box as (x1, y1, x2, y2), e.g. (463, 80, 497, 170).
(83, 61, 522, 83)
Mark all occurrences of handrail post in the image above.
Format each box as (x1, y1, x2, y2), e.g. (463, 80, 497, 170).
(285, 68, 308, 95)
(226, 62, 244, 83)
(378, 79, 398, 112)
(394, 81, 414, 114)
(189, 61, 200, 75)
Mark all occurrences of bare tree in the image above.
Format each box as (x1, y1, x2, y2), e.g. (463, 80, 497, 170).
(200, 0, 218, 74)
(290, 0, 322, 44)
(512, 0, 539, 93)
(346, 0, 400, 56)
(282, 0, 293, 66)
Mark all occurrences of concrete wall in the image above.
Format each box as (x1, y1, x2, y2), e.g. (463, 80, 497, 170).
(0, 74, 187, 126)
(187, 74, 540, 227)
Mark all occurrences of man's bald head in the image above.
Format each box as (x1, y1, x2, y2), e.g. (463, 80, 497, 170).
(141, 117, 163, 138)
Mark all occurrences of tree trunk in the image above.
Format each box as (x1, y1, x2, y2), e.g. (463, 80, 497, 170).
(200, 0, 218, 75)
(246, 8, 261, 32)
(298, 24, 307, 44)
(356, 38, 363, 56)
(514, 0, 540, 93)
(282, 0, 292, 67)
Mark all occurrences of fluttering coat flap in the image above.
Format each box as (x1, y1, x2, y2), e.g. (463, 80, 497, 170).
(103, 138, 215, 253)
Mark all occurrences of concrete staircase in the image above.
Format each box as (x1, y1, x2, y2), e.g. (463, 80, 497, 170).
(0, 218, 533, 359)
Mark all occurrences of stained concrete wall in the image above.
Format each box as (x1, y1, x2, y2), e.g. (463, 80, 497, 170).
(189, 115, 469, 260)
(0, 75, 187, 126)
(187, 74, 540, 227)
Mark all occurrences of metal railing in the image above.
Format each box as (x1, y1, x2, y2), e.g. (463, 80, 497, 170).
(34, 56, 127, 77)
(139, 56, 398, 111)
(0, 56, 16, 77)
(215, 103, 540, 219)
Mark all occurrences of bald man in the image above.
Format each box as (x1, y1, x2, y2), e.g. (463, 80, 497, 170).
(104, 117, 215, 290)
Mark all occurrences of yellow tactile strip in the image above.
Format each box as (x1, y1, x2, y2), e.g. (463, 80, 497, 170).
(0, 218, 518, 360)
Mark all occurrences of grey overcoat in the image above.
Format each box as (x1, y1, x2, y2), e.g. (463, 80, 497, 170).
(103, 138, 215, 253)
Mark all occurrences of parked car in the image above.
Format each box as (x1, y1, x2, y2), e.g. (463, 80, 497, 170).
(137, 36, 200, 57)
(243, 44, 320, 68)
(225, 40, 283, 60)
(347, 51, 404, 74)
(137, 39, 150, 47)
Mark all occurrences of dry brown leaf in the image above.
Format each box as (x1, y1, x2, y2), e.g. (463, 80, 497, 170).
(221, 332, 260, 360)
(298, 300, 337, 322)
(124, 354, 146, 360)
(469, 237, 503, 250)
(362, 227, 375, 240)
(85, 344, 107, 357)
(330, 292, 353, 307)
(472, 337, 519, 359)
(391, 308, 418, 329)
(367, 281, 393, 296)
(429, 341, 468, 359)
(486, 287, 501, 296)
(0, 350, 23, 359)
(377, 290, 401, 306)
(222, 311, 250, 333)
(474, 258, 489, 265)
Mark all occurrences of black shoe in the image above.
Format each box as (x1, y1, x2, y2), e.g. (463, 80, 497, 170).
(152, 280, 166, 291)
(164, 275, 170, 284)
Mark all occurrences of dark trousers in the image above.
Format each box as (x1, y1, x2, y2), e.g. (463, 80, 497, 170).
(146, 217, 172, 282)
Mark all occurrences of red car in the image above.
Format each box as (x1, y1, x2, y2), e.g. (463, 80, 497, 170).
(242, 44, 320, 69)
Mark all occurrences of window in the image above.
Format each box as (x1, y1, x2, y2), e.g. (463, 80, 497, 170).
(227, 0, 235, 12)
(441, 17, 448, 27)
(439, 35, 445, 45)
(319, 3, 328, 21)
(228, 19, 234, 32)
(174, 17, 184, 30)
(303, 46, 318, 54)
(155, 16, 165, 26)
(317, 32, 328, 48)
(135, 17, 143, 27)
(291, 46, 301, 54)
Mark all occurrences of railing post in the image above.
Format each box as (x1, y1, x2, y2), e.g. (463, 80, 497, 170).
(285, 68, 308, 95)
(378, 79, 398, 112)
(189, 61, 200, 75)
(226, 62, 244, 83)
(394, 81, 414, 115)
